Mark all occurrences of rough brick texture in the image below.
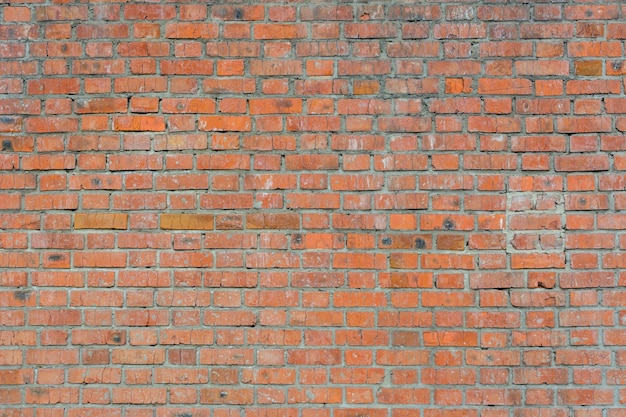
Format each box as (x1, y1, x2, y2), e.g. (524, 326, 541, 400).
(1, 0, 626, 415)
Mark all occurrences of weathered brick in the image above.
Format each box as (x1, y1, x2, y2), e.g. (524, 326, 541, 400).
(74, 213, 128, 230)
(160, 214, 214, 230)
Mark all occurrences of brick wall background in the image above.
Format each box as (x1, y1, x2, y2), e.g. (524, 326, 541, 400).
(1, 1, 626, 415)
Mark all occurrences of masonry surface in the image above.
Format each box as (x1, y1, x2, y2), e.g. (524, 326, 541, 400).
(1, 0, 626, 415)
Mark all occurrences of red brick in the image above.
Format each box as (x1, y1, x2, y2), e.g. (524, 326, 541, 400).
(566, 80, 621, 95)
(434, 23, 486, 39)
(478, 78, 533, 95)
(164, 23, 218, 39)
(557, 156, 610, 173)
(569, 41, 622, 57)
(198, 116, 252, 132)
(468, 116, 521, 133)
(387, 42, 439, 58)
(556, 116, 612, 133)
(73, 98, 126, 114)
(520, 23, 574, 39)
(345, 23, 398, 39)
(112, 116, 164, 132)
(161, 98, 215, 114)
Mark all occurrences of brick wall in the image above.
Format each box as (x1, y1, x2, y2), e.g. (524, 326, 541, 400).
(1, 1, 626, 415)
